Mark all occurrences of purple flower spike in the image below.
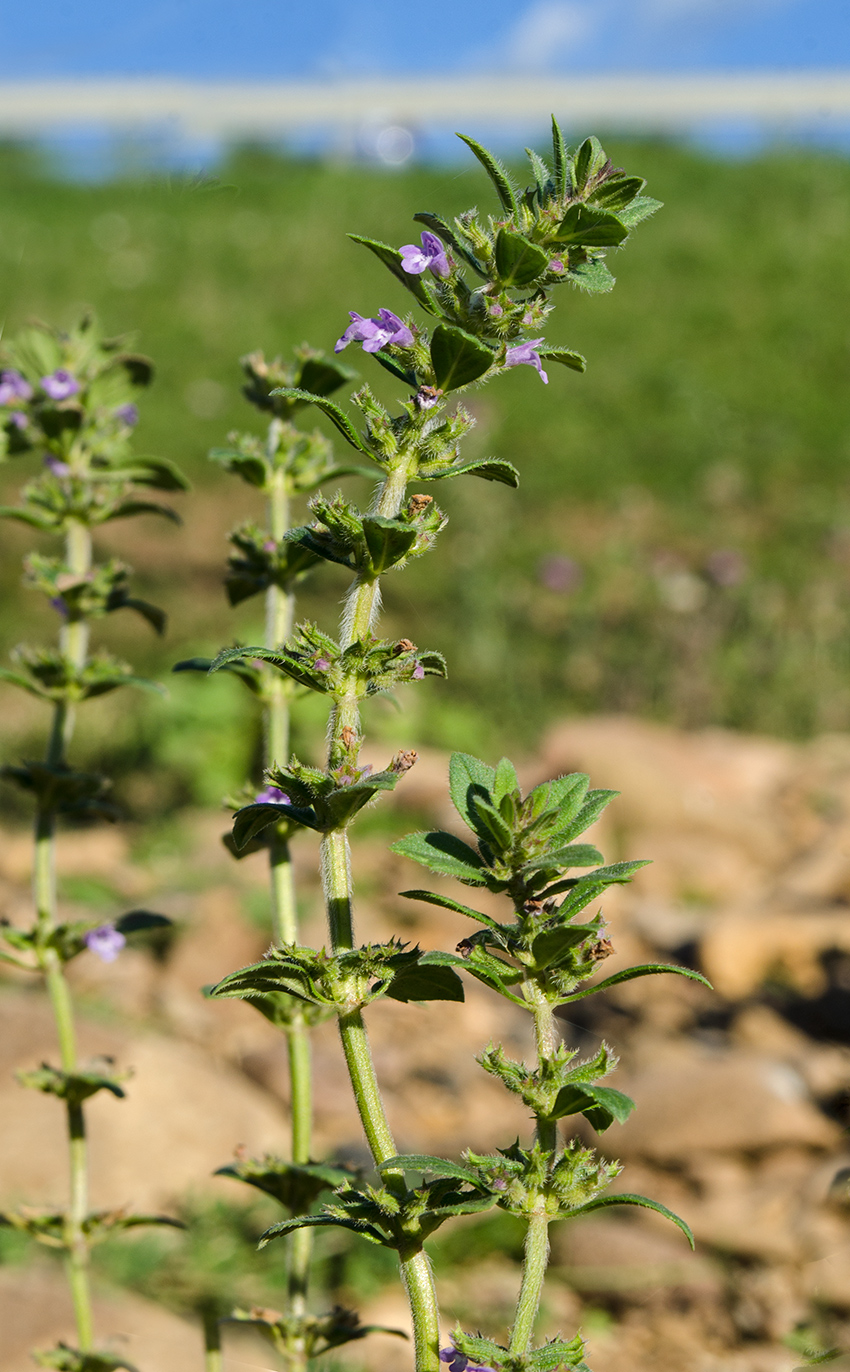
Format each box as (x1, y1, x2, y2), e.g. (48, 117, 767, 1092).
(335, 309, 414, 355)
(114, 402, 138, 426)
(439, 1349, 495, 1372)
(84, 924, 126, 964)
(41, 369, 80, 401)
(399, 230, 450, 279)
(43, 455, 71, 477)
(505, 338, 548, 384)
(256, 785, 290, 805)
(0, 369, 33, 404)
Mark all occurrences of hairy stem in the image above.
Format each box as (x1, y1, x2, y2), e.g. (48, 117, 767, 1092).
(509, 1209, 550, 1356)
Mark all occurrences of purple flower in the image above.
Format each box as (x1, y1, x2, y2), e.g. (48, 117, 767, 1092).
(255, 785, 290, 805)
(41, 369, 80, 401)
(313, 656, 331, 672)
(114, 403, 138, 427)
(9, 412, 28, 430)
(505, 338, 548, 384)
(43, 455, 70, 477)
(489, 302, 503, 317)
(538, 554, 582, 593)
(335, 309, 414, 355)
(84, 925, 126, 964)
(49, 596, 69, 618)
(412, 662, 425, 680)
(0, 369, 33, 404)
(439, 1349, 495, 1372)
(549, 258, 565, 273)
(399, 230, 450, 279)
(262, 539, 277, 553)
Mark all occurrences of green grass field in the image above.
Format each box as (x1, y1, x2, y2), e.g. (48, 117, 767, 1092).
(2, 134, 850, 807)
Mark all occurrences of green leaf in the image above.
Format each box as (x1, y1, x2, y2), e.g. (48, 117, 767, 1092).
(618, 195, 663, 228)
(114, 910, 171, 934)
(568, 259, 615, 293)
(572, 135, 607, 193)
(591, 175, 646, 210)
(370, 350, 418, 388)
(417, 456, 519, 487)
(536, 346, 586, 374)
(449, 751, 496, 825)
(377, 1154, 481, 1184)
(391, 831, 488, 885)
(0, 507, 56, 529)
(492, 756, 519, 804)
(398, 889, 505, 935)
(298, 355, 357, 398)
(468, 793, 513, 853)
(232, 801, 320, 847)
(347, 233, 439, 313)
(531, 923, 599, 969)
(522, 843, 603, 873)
(555, 204, 628, 248)
(259, 1214, 389, 1248)
(430, 325, 494, 392)
(209, 447, 268, 487)
(108, 500, 181, 525)
(526, 146, 554, 200)
(551, 115, 569, 197)
(361, 515, 418, 574)
(0, 667, 47, 698)
(384, 961, 465, 1003)
(568, 1192, 695, 1249)
(560, 962, 713, 1003)
(269, 389, 372, 456)
(494, 228, 550, 287)
(529, 1334, 587, 1371)
(456, 133, 519, 213)
(550, 1083, 635, 1130)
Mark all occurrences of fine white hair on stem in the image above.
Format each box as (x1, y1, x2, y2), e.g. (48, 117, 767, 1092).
(340, 576, 382, 645)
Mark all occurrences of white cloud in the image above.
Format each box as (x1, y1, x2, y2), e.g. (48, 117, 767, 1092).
(505, 1, 598, 70)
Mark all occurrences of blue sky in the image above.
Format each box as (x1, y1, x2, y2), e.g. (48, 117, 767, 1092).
(2, 0, 848, 79)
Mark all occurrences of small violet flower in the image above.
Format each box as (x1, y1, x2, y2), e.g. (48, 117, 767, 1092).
(41, 369, 80, 401)
(262, 539, 277, 553)
(505, 338, 548, 384)
(313, 656, 331, 672)
(489, 302, 504, 318)
(399, 230, 450, 279)
(84, 924, 126, 964)
(255, 785, 290, 805)
(335, 309, 414, 355)
(0, 369, 33, 404)
(114, 402, 138, 426)
(49, 596, 69, 618)
(549, 258, 565, 273)
(9, 412, 28, 430)
(439, 1349, 495, 1372)
(43, 455, 71, 477)
(412, 662, 425, 680)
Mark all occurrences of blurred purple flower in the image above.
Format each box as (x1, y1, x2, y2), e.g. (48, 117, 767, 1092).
(0, 369, 33, 404)
(704, 548, 747, 587)
(255, 785, 290, 805)
(43, 455, 71, 477)
(263, 539, 277, 553)
(9, 412, 28, 430)
(314, 656, 331, 672)
(335, 309, 414, 355)
(399, 231, 449, 279)
(49, 596, 69, 618)
(538, 554, 582, 593)
(114, 403, 138, 426)
(41, 369, 79, 401)
(84, 925, 126, 963)
(439, 1349, 494, 1372)
(505, 339, 548, 384)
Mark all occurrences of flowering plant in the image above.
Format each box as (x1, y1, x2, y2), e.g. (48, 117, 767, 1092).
(197, 123, 708, 1372)
(0, 315, 183, 1371)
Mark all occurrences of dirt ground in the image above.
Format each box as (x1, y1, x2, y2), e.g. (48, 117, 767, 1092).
(4, 714, 850, 1371)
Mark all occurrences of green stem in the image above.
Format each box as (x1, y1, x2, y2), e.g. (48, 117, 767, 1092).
(202, 1308, 223, 1372)
(509, 1209, 550, 1356)
(66, 1102, 93, 1352)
